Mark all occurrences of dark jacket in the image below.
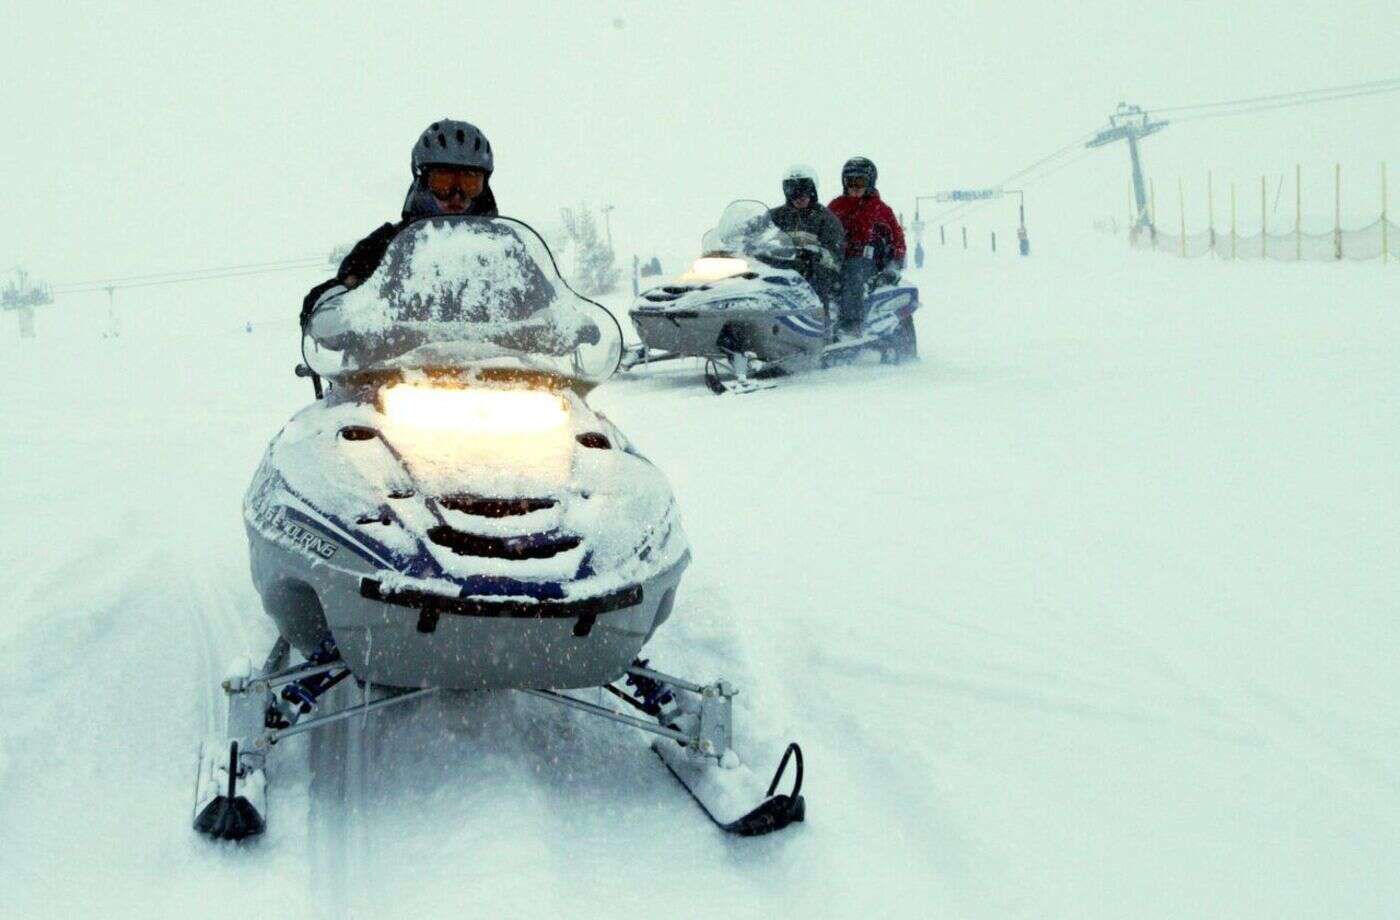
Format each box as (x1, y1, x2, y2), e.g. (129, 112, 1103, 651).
(768, 202, 845, 272)
(301, 179, 499, 320)
(827, 189, 906, 264)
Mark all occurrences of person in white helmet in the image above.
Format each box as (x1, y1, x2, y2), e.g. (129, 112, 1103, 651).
(768, 164, 845, 314)
(303, 119, 498, 316)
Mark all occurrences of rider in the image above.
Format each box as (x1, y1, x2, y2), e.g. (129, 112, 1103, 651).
(767, 164, 844, 311)
(302, 119, 498, 316)
(827, 157, 906, 337)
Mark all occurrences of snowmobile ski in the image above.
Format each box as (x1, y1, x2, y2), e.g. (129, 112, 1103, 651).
(192, 740, 267, 841)
(654, 739, 805, 836)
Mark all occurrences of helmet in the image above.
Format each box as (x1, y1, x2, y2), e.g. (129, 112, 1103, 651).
(411, 119, 493, 176)
(841, 156, 877, 189)
(781, 163, 819, 203)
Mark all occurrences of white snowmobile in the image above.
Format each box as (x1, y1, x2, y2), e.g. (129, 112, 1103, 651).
(193, 215, 804, 840)
(623, 200, 919, 393)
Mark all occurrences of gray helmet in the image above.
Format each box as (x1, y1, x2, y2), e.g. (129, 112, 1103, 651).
(841, 156, 877, 189)
(411, 119, 493, 176)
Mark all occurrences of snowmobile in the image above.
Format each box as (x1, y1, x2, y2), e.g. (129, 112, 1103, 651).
(623, 200, 919, 393)
(193, 215, 804, 841)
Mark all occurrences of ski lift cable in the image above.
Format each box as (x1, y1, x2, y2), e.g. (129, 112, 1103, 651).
(55, 260, 330, 296)
(923, 79, 1399, 231)
(923, 129, 1100, 227)
(1163, 82, 1400, 124)
(52, 255, 328, 293)
(1146, 75, 1400, 116)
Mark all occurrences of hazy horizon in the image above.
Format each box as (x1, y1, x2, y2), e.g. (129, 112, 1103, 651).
(3, 1, 1395, 293)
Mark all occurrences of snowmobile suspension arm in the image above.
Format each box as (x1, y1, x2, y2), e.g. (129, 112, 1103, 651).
(264, 687, 439, 744)
(239, 659, 342, 694)
(520, 689, 692, 745)
(626, 663, 703, 694)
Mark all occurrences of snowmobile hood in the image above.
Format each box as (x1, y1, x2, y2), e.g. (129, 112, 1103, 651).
(245, 386, 688, 602)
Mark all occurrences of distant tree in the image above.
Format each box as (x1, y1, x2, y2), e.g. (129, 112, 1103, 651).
(559, 204, 620, 296)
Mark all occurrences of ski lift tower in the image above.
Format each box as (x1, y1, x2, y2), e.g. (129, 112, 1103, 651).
(2, 268, 53, 340)
(1086, 103, 1167, 234)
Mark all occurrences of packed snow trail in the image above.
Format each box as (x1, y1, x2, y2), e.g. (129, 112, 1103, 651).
(1, 243, 1397, 917)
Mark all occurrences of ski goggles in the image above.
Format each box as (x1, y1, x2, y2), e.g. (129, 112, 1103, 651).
(425, 166, 486, 198)
(842, 176, 869, 189)
(782, 180, 815, 200)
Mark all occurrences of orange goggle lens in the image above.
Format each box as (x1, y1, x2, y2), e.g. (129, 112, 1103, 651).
(426, 168, 484, 197)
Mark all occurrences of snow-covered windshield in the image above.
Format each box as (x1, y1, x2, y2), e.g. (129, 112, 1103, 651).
(700, 200, 796, 261)
(303, 216, 622, 384)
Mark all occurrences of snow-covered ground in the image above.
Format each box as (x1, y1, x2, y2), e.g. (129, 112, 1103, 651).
(2, 241, 1397, 918)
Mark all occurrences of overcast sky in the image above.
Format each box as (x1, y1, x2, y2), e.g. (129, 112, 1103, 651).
(3, 0, 1396, 288)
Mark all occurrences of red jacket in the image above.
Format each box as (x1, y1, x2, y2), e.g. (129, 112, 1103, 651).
(827, 190, 906, 263)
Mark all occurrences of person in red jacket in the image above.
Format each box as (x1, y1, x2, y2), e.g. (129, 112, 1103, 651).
(828, 157, 906, 337)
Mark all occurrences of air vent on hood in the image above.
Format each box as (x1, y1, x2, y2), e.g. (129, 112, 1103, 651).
(437, 494, 557, 518)
(576, 432, 611, 450)
(427, 526, 580, 560)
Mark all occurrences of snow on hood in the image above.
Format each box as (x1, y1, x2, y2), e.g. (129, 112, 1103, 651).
(304, 217, 615, 381)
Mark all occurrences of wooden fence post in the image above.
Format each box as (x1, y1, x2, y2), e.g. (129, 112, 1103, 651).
(1335, 163, 1343, 260)
(1178, 178, 1186, 256)
(1295, 164, 1302, 262)
(1208, 170, 1216, 252)
(1261, 175, 1268, 259)
(1230, 181, 1237, 260)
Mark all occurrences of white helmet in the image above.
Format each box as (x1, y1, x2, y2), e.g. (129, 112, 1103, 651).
(782, 163, 819, 202)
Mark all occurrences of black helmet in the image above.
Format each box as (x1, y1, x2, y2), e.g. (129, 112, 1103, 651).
(841, 156, 877, 189)
(781, 163, 819, 203)
(411, 119, 493, 177)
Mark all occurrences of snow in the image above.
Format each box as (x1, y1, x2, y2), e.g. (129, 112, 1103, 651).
(1, 237, 1397, 918)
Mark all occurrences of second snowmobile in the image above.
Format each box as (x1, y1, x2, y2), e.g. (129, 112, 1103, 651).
(193, 214, 804, 841)
(624, 200, 920, 393)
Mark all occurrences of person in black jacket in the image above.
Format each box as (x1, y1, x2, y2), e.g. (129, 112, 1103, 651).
(302, 119, 499, 318)
(767, 164, 844, 311)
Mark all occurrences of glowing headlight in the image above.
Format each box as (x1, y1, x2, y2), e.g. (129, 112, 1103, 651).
(381, 385, 569, 433)
(677, 257, 750, 283)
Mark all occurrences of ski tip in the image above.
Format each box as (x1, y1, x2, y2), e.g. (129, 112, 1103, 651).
(724, 792, 806, 836)
(193, 795, 266, 841)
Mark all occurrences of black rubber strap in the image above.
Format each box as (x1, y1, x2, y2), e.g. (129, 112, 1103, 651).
(361, 578, 641, 620)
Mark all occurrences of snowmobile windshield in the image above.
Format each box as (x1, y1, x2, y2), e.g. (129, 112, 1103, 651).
(303, 216, 623, 385)
(700, 200, 796, 261)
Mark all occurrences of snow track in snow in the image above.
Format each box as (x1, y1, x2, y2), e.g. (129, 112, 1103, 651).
(3, 248, 1399, 917)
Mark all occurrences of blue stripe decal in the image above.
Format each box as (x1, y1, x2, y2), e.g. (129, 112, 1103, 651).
(777, 314, 827, 337)
(281, 506, 390, 568)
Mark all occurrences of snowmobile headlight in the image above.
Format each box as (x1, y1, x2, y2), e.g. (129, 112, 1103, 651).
(381, 385, 569, 433)
(678, 257, 750, 283)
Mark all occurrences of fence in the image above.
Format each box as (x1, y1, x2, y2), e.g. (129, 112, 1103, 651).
(1129, 163, 1394, 263)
